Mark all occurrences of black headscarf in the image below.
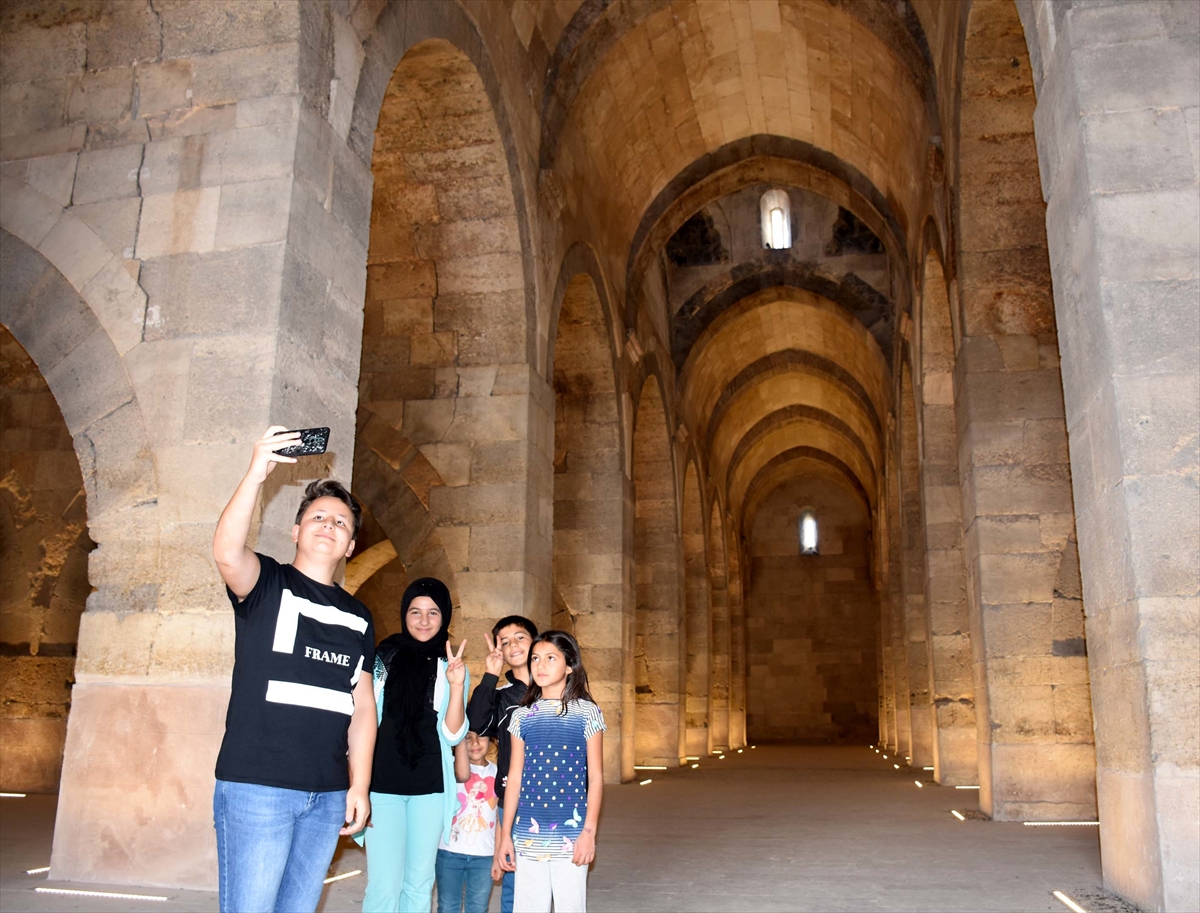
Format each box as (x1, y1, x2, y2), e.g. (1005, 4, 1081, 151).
(379, 577, 453, 768)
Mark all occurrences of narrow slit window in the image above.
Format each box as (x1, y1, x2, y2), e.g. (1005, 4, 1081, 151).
(760, 189, 792, 250)
(799, 510, 818, 555)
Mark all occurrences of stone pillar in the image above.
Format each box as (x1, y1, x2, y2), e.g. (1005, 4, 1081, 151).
(0, 1, 372, 889)
(900, 363, 934, 769)
(956, 0, 1097, 822)
(918, 252, 978, 786)
(726, 533, 747, 748)
(1020, 1, 1200, 909)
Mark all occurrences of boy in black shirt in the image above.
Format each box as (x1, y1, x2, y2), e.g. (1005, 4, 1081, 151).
(212, 426, 377, 913)
(468, 615, 537, 913)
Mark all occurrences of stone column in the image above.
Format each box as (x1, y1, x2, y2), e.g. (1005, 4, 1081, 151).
(956, 0, 1097, 822)
(1021, 2, 1199, 909)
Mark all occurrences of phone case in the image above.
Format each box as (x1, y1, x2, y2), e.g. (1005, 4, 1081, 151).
(277, 427, 330, 457)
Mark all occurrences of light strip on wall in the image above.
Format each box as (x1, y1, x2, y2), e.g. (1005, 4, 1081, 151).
(956, 785, 980, 789)
(686, 756, 700, 760)
(26, 866, 50, 875)
(639, 779, 653, 786)
(1024, 822, 1099, 827)
(950, 810, 966, 821)
(691, 763, 699, 769)
(1053, 890, 1088, 913)
(914, 781, 924, 788)
(36, 888, 167, 902)
(0, 792, 26, 798)
(894, 764, 900, 769)
(737, 749, 743, 753)
(751, 745, 757, 749)
(324, 870, 362, 884)
(923, 766, 934, 771)
(633, 766, 667, 770)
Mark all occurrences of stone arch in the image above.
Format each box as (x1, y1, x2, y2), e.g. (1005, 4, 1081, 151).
(631, 374, 682, 768)
(348, 5, 537, 364)
(956, 0, 1095, 823)
(0, 176, 148, 361)
(917, 244, 976, 785)
(548, 262, 625, 781)
(354, 35, 552, 654)
(681, 459, 710, 756)
(352, 413, 457, 627)
(0, 230, 158, 617)
(622, 146, 910, 358)
(541, 1, 938, 173)
(545, 243, 624, 393)
(0, 325, 93, 794)
(707, 499, 731, 752)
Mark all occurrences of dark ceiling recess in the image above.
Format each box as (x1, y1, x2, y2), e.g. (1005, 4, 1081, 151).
(827, 207, 885, 256)
(666, 210, 726, 267)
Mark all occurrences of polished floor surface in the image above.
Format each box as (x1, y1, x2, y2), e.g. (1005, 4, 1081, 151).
(1, 746, 1119, 912)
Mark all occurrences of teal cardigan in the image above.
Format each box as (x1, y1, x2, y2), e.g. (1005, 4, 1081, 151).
(354, 655, 469, 846)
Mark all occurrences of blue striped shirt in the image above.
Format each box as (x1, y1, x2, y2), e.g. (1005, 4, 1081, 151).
(508, 699, 606, 860)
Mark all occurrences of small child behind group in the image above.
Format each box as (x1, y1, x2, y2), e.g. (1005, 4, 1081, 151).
(436, 731, 499, 913)
(496, 630, 605, 913)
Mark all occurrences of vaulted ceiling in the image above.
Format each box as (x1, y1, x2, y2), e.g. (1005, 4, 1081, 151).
(535, 0, 948, 535)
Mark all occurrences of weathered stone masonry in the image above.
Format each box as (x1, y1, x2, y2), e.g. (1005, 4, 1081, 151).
(0, 2, 1195, 910)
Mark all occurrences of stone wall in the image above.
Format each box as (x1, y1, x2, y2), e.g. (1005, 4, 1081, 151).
(746, 475, 877, 743)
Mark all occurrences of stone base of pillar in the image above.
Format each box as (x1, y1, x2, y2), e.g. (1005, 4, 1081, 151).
(51, 681, 228, 891)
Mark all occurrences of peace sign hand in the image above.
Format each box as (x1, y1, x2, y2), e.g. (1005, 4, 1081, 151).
(445, 639, 467, 687)
(483, 632, 504, 677)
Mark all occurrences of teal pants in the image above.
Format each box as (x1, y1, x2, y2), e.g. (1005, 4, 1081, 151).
(362, 792, 444, 913)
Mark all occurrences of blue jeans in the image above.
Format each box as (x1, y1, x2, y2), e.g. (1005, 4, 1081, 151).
(362, 792, 444, 913)
(435, 849, 493, 913)
(213, 779, 345, 913)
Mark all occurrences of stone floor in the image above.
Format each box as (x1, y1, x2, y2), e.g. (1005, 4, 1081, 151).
(1, 746, 1116, 912)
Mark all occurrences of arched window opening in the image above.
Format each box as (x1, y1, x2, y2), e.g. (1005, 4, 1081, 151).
(760, 188, 792, 250)
(799, 509, 819, 555)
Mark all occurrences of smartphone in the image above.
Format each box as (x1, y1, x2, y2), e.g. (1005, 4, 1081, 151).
(277, 427, 330, 457)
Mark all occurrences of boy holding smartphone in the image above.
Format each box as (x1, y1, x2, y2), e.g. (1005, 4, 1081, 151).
(211, 426, 377, 913)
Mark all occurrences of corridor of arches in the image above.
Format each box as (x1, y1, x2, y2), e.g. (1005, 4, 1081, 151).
(0, 1, 1195, 912)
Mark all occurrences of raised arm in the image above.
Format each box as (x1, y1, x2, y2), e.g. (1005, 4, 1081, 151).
(466, 632, 505, 735)
(453, 741, 471, 783)
(443, 639, 468, 740)
(341, 672, 377, 835)
(212, 426, 299, 599)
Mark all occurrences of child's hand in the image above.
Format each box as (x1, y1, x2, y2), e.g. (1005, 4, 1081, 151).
(445, 639, 467, 686)
(572, 828, 595, 866)
(248, 426, 299, 483)
(491, 854, 503, 881)
(496, 834, 517, 872)
(483, 632, 504, 677)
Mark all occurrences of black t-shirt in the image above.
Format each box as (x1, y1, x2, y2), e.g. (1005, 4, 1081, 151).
(466, 671, 527, 806)
(215, 553, 376, 792)
(370, 668, 444, 796)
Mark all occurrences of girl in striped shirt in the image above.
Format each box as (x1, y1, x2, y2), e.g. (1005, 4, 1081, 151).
(495, 631, 605, 913)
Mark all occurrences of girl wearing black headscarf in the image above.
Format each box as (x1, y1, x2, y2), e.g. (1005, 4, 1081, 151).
(358, 578, 469, 913)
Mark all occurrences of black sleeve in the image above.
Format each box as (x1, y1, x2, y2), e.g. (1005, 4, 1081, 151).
(225, 552, 280, 620)
(467, 673, 501, 737)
